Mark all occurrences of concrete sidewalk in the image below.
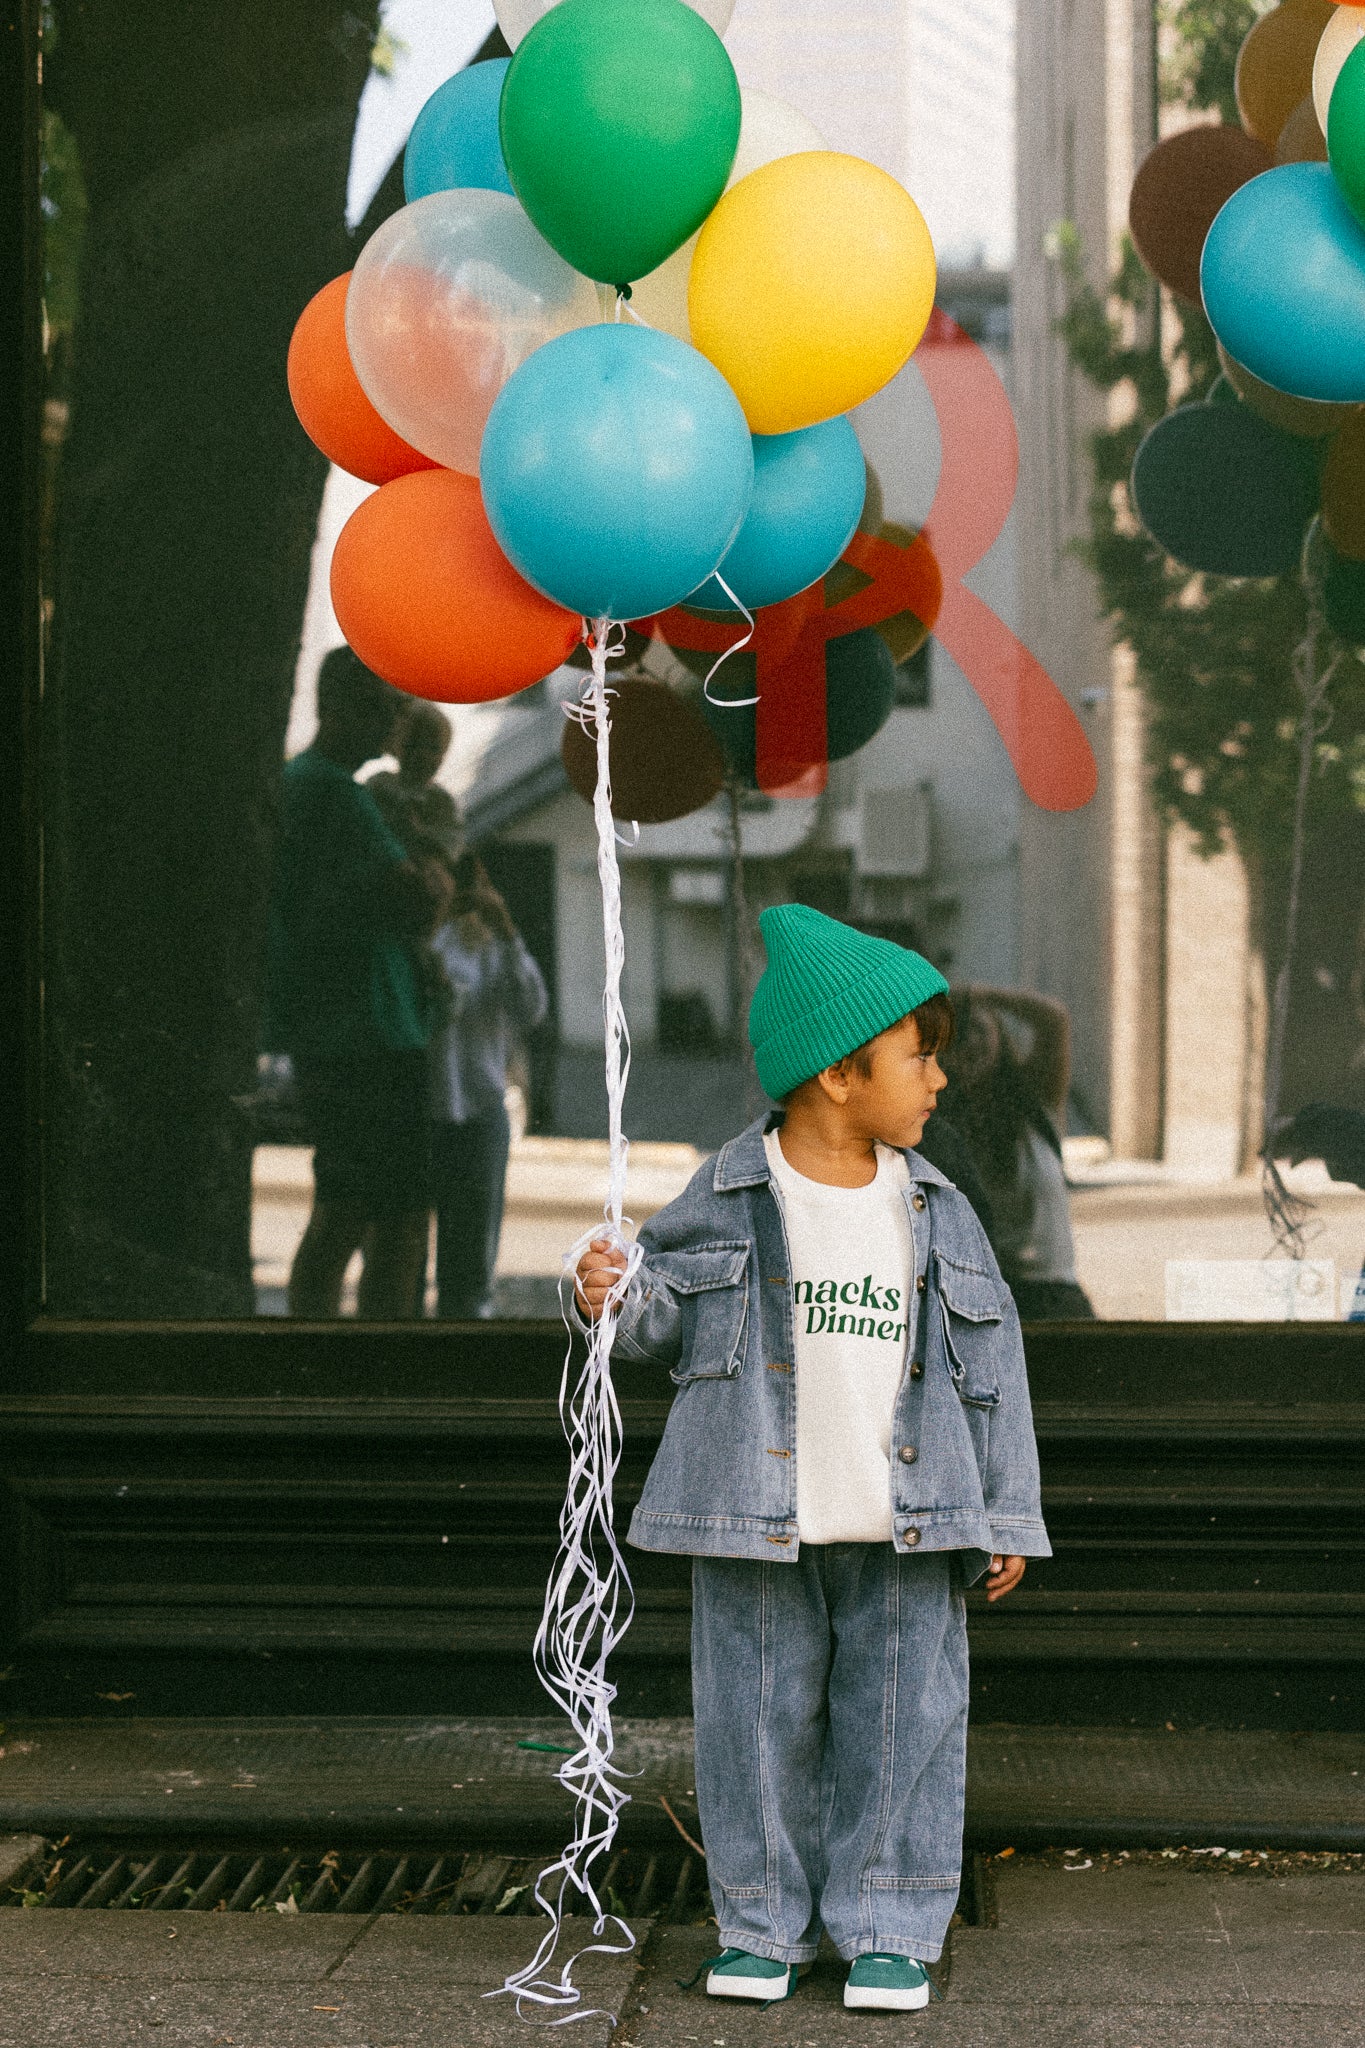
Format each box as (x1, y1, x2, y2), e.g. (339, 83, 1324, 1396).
(0, 1849, 1360, 2047)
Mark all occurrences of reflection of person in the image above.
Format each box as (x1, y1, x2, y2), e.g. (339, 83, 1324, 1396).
(266, 649, 452, 1318)
(943, 986, 1093, 1321)
(429, 854, 547, 1318)
(366, 701, 463, 869)
(575, 906, 1048, 2013)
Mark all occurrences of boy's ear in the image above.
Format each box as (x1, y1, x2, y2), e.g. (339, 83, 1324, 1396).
(816, 1060, 853, 1105)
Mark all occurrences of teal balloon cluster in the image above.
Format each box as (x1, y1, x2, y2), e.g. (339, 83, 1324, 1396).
(1120, 25, 1365, 611)
(1200, 34, 1365, 403)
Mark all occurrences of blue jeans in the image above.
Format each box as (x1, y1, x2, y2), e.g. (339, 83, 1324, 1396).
(691, 1545, 968, 1964)
(432, 1099, 511, 1318)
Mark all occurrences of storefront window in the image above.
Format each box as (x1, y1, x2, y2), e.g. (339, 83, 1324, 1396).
(38, 0, 1365, 1321)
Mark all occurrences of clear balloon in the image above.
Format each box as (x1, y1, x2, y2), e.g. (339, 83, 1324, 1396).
(496, 0, 733, 50)
(631, 89, 827, 341)
(1314, 3, 1365, 130)
(345, 189, 600, 475)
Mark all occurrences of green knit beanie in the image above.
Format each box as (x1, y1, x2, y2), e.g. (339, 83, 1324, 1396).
(748, 904, 950, 1100)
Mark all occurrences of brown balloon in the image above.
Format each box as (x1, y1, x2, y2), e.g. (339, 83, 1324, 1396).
(1128, 124, 1273, 302)
(1235, 0, 1336, 147)
(561, 672, 727, 824)
(1323, 411, 1365, 559)
(1276, 92, 1329, 164)
(1217, 340, 1361, 438)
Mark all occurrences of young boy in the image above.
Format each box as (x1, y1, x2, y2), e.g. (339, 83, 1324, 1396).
(576, 904, 1050, 2013)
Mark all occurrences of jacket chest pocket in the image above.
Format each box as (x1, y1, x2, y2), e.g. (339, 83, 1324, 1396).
(935, 1251, 1004, 1409)
(655, 1244, 750, 1383)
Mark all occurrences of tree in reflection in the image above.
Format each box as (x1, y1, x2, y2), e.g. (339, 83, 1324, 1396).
(40, 1, 464, 1311)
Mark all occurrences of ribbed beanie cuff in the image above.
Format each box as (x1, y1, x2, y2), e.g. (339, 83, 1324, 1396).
(748, 904, 949, 1099)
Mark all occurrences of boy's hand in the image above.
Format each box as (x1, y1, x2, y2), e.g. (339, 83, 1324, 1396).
(575, 1238, 629, 1320)
(986, 1555, 1026, 1603)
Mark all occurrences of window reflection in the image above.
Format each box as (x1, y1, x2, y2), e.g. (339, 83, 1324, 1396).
(39, 0, 1365, 1322)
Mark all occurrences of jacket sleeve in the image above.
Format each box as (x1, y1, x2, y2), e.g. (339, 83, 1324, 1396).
(953, 1195, 1052, 1559)
(984, 1284, 1052, 1558)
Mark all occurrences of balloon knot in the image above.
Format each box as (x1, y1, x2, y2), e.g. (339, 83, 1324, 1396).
(615, 283, 633, 301)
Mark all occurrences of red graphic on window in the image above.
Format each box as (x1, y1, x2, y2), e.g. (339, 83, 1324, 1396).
(646, 310, 1097, 814)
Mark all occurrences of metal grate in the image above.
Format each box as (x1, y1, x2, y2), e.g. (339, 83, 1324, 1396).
(3, 1843, 711, 1920)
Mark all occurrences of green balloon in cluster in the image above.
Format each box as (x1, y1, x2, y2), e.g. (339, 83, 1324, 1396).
(1329, 40, 1365, 230)
(499, 0, 741, 284)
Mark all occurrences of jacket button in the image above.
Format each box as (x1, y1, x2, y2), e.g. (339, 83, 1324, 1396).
(912, 1193, 926, 1211)
(916, 1275, 927, 1294)
(899, 1444, 918, 1464)
(903, 1528, 922, 1546)
(910, 1362, 924, 1381)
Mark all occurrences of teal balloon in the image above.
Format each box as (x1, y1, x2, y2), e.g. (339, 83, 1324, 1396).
(1328, 40, 1365, 231)
(688, 418, 868, 613)
(479, 322, 753, 619)
(404, 59, 513, 201)
(703, 628, 896, 784)
(1130, 402, 1317, 576)
(1201, 164, 1365, 401)
(499, 0, 741, 283)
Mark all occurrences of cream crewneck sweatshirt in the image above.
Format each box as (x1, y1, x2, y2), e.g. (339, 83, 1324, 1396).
(764, 1130, 919, 1545)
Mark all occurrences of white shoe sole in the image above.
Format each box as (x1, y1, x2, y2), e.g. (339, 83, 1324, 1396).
(844, 1981, 931, 2010)
(707, 1971, 792, 2001)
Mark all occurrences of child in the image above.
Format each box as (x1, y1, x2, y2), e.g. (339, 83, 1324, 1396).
(576, 904, 1049, 2012)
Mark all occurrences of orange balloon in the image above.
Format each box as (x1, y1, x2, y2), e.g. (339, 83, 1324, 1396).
(1235, 0, 1336, 145)
(287, 274, 439, 486)
(330, 469, 581, 701)
(1323, 411, 1365, 557)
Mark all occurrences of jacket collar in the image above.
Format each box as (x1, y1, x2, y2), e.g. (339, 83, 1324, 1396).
(712, 1113, 954, 1194)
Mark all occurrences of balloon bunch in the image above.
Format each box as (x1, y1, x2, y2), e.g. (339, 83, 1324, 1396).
(1126, 0, 1365, 634)
(288, 0, 937, 707)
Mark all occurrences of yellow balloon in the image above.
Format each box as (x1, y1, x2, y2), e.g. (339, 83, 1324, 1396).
(688, 152, 936, 435)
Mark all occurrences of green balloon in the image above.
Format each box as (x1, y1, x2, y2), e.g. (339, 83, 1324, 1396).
(1328, 39, 1365, 230)
(499, 0, 741, 285)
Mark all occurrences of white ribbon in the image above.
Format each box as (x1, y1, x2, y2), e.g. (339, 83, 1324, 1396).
(491, 618, 643, 2026)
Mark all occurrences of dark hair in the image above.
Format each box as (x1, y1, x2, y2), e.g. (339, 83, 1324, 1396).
(316, 645, 397, 722)
(943, 989, 1059, 1174)
(848, 990, 955, 1079)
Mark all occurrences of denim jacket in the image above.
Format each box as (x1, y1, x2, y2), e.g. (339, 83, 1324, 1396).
(607, 1115, 1051, 1577)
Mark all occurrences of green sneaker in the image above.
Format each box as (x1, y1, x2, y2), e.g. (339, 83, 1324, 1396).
(706, 1948, 803, 2001)
(844, 1953, 932, 2011)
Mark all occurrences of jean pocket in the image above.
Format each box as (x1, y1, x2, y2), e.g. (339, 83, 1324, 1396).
(656, 1242, 751, 1382)
(935, 1251, 1003, 1409)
